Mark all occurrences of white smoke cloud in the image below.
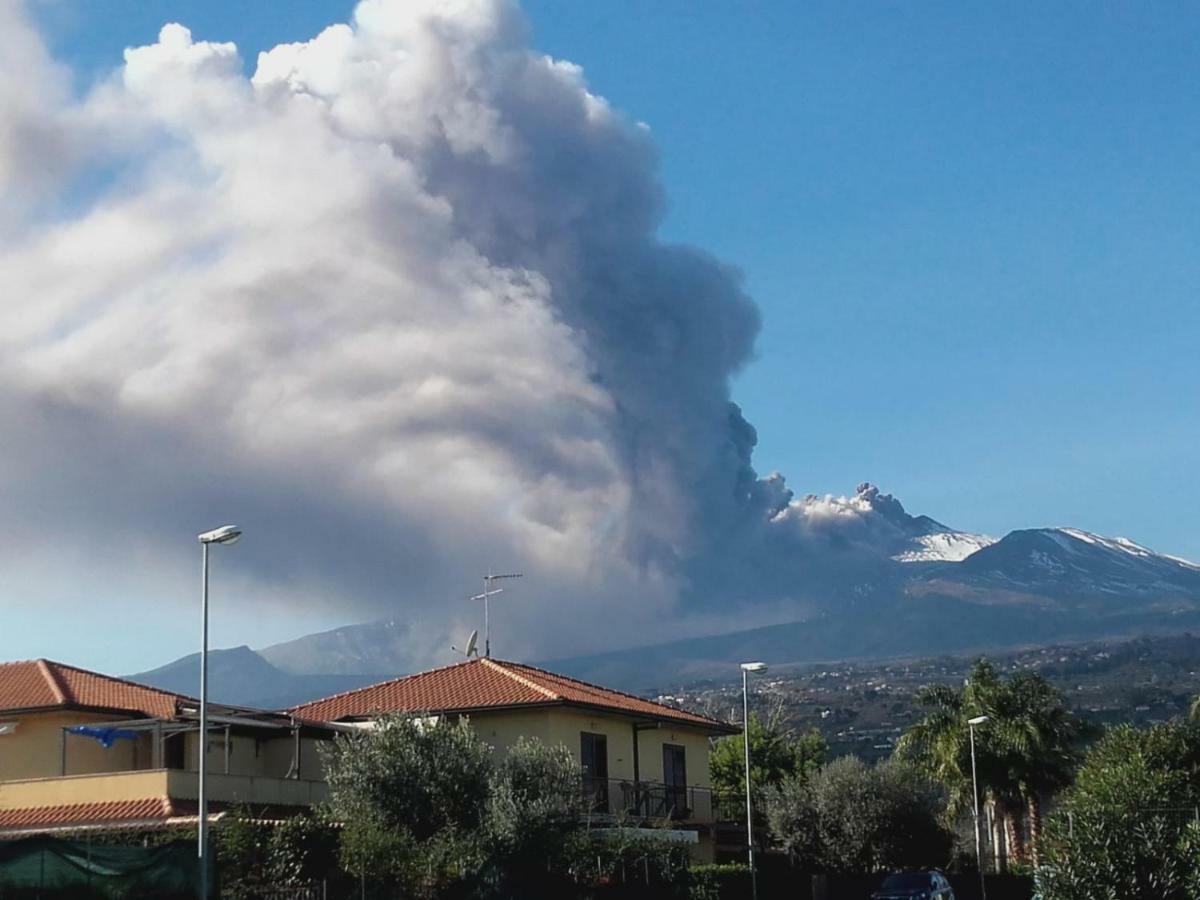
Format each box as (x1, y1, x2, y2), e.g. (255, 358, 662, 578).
(0, 0, 786, 664)
(4, 0, 958, 672)
(0, 0, 85, 230)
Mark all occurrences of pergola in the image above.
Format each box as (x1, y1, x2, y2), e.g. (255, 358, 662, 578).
(56, 709, 344, 777)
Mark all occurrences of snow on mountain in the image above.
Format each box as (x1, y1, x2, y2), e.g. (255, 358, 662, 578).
(138, 485, 1200, 693)
(894, 530, 997, 563)
(1056, 528, 1200, 571)
(957, 526, 1200, 594)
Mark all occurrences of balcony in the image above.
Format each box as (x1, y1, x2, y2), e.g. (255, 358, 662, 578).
(581, 778, 742, 824)
(0, 769, 328, 813)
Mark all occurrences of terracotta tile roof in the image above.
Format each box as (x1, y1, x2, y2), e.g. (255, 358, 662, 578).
(0, 798, 309, 834)
(0, 660, 187, 718)
(291, 657, 738, 734)
(0, 798, 177, 831)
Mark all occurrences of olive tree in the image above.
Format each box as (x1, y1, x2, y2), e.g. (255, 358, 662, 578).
(321, 714, 494, 894)
(485, 737, 589, 895)
(766, 756, 952, 873)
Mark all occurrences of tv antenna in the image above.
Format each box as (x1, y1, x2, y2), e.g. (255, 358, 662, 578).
(470, 570, 522, 658)
(451, 629, 479, 659)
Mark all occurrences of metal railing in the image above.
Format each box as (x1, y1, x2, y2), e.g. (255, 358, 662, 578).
(581, 778, 742, 823)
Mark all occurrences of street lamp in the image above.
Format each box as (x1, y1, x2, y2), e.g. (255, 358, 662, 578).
(968, 714, 989, 900)
(740, 662, 768, 900)
(197, 525, 241, 900)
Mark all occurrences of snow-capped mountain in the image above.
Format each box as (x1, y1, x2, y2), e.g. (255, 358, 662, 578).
(805, 482, 997, 563)
(956, 526, 1200, 596)
(134, 484, 1200, 699)
(894, 530, 997, 563)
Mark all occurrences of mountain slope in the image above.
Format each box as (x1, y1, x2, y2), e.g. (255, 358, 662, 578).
(132, 487, 1200, 705)
(955, 527, 1200, 597)
(543, 600, 1200, 692)
(260, 620, 413, 675)
(126, 646, 389, 709)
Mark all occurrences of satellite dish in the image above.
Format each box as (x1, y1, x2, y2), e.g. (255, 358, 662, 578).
(451, 629, 481, 659)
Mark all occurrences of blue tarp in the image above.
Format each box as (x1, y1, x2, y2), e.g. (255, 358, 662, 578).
(65, 725, 140, 748)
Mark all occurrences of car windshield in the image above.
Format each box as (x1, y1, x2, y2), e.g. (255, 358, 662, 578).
(881, 873, 933, 889)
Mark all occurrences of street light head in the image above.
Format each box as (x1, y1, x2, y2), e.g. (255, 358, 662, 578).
(740, 662, 768, 673)
(198, 525, 242, 545)
(968, 715, 989, 726)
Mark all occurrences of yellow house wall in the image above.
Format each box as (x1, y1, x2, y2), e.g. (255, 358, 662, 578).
(633, 723, 713, 790)
(0, 769, 328, 811)
(0, 770, 170, 809)
(457, 707, 716, 792)
(463, 709, 553, 758)
(0, 711, 154, 782)
(183, 731, 329, 781)
(164, 770, 329, 806)
(542, 708, 714, 790)
(544, 708, 638, 781)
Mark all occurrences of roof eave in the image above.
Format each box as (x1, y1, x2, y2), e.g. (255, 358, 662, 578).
(0, 703, 176, 719)
(324, 697, 740, 735)
(561, 700, 741, 735)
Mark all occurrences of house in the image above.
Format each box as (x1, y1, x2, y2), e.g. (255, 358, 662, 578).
(291, 656, 741, 859)
(0, 659, 337, 836)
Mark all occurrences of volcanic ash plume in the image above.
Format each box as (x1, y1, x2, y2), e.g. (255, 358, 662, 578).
(0, 0, 898, 663)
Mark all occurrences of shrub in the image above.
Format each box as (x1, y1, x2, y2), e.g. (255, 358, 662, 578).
(689, 863, 751, 900)
(766, 756, 952, 873)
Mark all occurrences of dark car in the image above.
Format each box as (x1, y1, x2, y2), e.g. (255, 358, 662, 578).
(871, 870, 956, 899)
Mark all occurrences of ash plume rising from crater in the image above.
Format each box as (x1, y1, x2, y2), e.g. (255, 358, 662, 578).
(9, 0, 1180, 672)
(0, 0, 806, 665)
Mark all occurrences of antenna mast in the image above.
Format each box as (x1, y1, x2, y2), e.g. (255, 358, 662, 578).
(470, 569, 522, 658)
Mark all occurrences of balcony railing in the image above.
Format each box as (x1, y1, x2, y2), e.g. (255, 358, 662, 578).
(581, 777, 742, 823)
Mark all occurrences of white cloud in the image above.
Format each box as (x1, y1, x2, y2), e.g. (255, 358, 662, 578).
(0, 0, 773, 666)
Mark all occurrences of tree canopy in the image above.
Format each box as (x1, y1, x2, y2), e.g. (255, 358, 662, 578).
(322, 714, 614, 896)
(710, 712, 826, 799)
(765, 755, 952, 873)
(894, 658, 1082, 863)
(1036, 723, 1200, 900)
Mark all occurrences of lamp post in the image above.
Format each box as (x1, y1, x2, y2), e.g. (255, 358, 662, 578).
(740, 662, 768, 900)
(197, 525, 242, 900)
(968, 714, 989, 900)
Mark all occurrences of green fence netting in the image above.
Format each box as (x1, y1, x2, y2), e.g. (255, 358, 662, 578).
(0, 836, 198, 898)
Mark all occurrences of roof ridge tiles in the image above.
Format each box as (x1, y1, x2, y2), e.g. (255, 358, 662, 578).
(35, 659, 67, 704)
(0, 659, 193, 718)
(47, 659, 195, 707)
(481, 658, 559, 700)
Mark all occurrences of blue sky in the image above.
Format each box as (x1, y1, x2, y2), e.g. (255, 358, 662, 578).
(522, 2, 1200, 558)
(11, 0, 1199, 671)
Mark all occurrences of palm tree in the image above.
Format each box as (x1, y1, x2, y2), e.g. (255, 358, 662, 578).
(896, 661, 1012, 866)
(995, 672, 1080, 864)
(896, 659, 1081, 870)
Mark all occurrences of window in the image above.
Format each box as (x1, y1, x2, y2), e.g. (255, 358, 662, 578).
(662, 744, 688, 817)
(580, 732, 608, 811)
